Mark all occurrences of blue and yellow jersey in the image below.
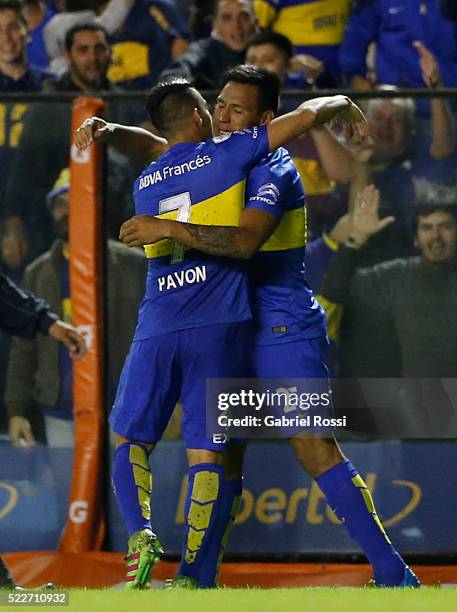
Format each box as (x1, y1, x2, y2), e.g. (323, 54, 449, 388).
(108, 0, 190, 90)
(340, 0, 457, 90)
(0, 103, 29, 200)
(245, 147, 327, 345)
(285, 132, 333, 198)
(133, 126, 270, 339)
(26, 2, 56, 72)
(285, 131, 345, 227)
(254, 0, 351, 83)
(0, 68, 42, 197)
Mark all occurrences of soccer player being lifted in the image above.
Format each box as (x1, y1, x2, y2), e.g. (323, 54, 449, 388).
(75, 76, 416, 589)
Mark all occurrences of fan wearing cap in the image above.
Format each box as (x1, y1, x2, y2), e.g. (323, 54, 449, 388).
(5, 168, 147, 448)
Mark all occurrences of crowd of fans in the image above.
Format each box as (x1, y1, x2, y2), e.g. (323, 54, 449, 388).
(1, 0, 457, 444)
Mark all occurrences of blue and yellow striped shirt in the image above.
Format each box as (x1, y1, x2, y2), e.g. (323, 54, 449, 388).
(254, 0, 352, 85)
(133, 126, 270, 339)
(245, 147, 327, 344)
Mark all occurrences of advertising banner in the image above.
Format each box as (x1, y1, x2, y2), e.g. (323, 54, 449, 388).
(107, 440, 457, 555)
(2, 440, 455, 555)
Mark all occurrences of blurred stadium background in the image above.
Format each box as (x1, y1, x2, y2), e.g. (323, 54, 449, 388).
(1, 0, 457, 592)
(1, 88, 457, 591)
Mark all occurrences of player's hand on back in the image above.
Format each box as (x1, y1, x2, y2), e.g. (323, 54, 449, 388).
(48, 321, 87, 359)
(74, 116, 113, 150)
(120, 215, 167, 247)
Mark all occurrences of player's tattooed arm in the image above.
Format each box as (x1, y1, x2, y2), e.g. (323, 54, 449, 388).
(74, 117, 168, 163)
(119, 209, 279, 259)
(175, 224, 247, 258)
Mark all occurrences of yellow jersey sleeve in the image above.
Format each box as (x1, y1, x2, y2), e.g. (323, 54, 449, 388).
(254, 0, 278, 28)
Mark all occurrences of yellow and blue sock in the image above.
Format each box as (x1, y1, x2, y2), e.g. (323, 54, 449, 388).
(191, 477, 242, 588)
(177, 463, 229, 588)
(112, 442, 152, 537)
(316, 460, 406, 586)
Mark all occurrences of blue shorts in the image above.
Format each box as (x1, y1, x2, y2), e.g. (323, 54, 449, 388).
(255, 335, 330, 378)
(110, 322, 253, 450)
(255, 335, 332, 437)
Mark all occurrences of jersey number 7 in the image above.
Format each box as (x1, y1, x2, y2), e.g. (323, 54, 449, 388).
(159, 192, 192, 263)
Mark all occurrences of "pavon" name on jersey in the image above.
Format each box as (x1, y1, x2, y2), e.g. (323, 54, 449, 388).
(157, 265, 207, 291)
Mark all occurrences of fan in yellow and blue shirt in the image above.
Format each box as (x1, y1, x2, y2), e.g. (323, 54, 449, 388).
(254, 0, 352, 86)
(108, 0, 191, 90)
(110, 125, 270, 451)
(0, 102, 29, 200)
(340, 0, 457, 90)
(26, 0, 56, 73)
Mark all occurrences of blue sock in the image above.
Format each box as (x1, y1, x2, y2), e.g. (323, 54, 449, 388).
(316, 460, 406, 586)
(112, 442, 152, 537)
(177, 463, 228, 587)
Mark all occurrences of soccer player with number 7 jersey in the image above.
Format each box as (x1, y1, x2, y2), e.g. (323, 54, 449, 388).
(114, 69, 418, 590)
(75, 78, 367, 589)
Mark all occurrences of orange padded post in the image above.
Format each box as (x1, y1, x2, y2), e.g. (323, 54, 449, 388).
(59, 97, 107, 552)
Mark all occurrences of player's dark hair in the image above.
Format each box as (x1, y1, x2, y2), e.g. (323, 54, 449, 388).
(145, 78, 204, 135)
(64, 22, 109, 52)
(221, 65, 281, 114)
(247, 31, 293, 61)
(413, 204, 457, 238)
(413, 178, 457, 226)
(212, 0, 254, 18)
(0, 0, 25, 21)
(65, 0, 100, 10)
(415, 204, 457, 223)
